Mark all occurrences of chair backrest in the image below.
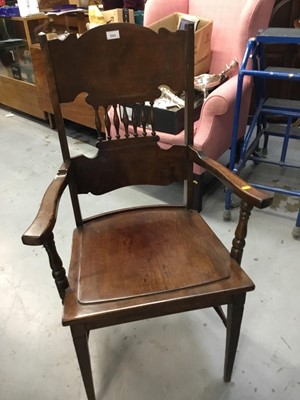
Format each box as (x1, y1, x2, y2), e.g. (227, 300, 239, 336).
(40, 23, 195, 224)
(144, 0, 275, 73)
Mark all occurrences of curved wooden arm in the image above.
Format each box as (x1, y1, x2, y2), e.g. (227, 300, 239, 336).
(189, 147, 273, 209)
(22, 165, 70, 246)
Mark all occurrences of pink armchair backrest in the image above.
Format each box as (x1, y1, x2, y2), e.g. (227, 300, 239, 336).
(144, 0, 275, 74)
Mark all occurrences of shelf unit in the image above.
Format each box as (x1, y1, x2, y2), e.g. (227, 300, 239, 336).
(226, 28, 300, 238)
(0, 15, 48, 119)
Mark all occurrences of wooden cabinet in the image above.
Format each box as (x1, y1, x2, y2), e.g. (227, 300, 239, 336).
(0, 12, 99, 128)
(0, 15, 48, 119)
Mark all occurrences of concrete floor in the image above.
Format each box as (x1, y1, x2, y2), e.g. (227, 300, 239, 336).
(1, 106, 300, 400)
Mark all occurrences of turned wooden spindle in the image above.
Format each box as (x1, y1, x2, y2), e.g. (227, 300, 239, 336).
(113, 105, 120, 140)
(103, 106, 111, 141)
(131, 105, 138, 137)
(140, 103, 147, 136)
(122, 106, 130, 138)
(230, 200, 253, 264)
(94, 106, 103, 142)
(149, 101, 156, 136)
(44, 233, 69, 302)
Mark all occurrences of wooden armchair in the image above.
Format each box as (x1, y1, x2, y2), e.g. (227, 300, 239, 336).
(22, 23, 272, 400)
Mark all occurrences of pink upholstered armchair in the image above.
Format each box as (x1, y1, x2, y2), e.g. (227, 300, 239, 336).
(143, 0, 275, 209)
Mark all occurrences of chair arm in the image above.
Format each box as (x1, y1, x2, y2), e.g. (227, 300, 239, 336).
(189, 147, 273, 209)
(22, 164, 69, 246)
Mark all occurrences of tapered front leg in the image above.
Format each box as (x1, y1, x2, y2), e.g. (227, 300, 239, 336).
(71, 326, 96, 400)
(223, 293, 246, 382)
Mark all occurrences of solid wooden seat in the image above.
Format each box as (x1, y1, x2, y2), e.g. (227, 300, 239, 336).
(22, 23, 272, 400)
(63, 248, 254, 327)
(73, 207, 232, 304)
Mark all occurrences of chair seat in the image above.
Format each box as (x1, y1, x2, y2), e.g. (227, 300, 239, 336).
(62, 207, 254, 327)
(76, 207, 233, 303)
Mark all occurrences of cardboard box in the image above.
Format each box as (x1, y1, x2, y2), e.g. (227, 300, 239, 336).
(88, 6, 135, 29)
(102, 8, 135, 23)
(148, 12, 212, 75)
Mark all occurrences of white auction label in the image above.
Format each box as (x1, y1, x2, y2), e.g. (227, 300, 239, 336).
(106, 30, 120, 40)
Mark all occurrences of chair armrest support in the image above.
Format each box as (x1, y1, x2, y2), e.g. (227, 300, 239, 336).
(22, 164, 70, 246)
(189, 147, 273, 209)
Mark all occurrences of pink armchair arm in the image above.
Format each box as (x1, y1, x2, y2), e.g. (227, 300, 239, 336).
(194, 76, 252, 172)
